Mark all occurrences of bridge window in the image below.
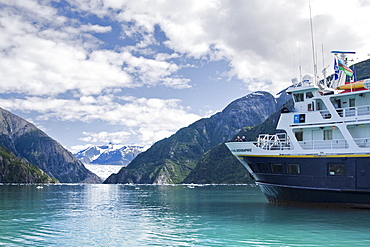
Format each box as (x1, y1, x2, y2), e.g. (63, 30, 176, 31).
(293, 93, 304, 102)
(306, 92, 314, 98)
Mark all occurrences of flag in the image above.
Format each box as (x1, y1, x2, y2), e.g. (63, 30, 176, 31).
(338, 59, 353, 77)
(334, 58, 339, 80)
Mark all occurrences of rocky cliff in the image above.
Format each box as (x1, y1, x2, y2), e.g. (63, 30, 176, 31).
(104, 91, 289, 184)
(0, 107, 101, 183)
(0, 146, 58, 183)
(182, 143, 250, 184)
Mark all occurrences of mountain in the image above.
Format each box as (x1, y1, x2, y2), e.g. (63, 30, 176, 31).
(0, 107, 101, 183)
(183, 105, 287, 184)
(104, 91, 289, 184)
(0, 146, 58, 183)
(351, 58, 370, 81)
(75, 144, 145, 166)
(182, 143, 251, 184)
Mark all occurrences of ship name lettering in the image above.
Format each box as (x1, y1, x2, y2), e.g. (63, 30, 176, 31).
(233, 148, 252, 152)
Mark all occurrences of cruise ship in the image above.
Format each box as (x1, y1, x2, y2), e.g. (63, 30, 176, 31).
(226, 51, 370, 207)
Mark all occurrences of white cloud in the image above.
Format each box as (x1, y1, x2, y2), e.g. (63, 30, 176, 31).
(121, 52, 191, 89)
(65, 0, 370, 93)
(0, 1, 192, 97)
(79, 131, 132, 143)
(0, 95, 201, 144)
(0, 0, 59, 21)
(80, 24, 112, 33)
(4, 0, 368, 97)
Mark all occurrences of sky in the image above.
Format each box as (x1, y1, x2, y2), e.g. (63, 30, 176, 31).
(1, 0, 370, 153)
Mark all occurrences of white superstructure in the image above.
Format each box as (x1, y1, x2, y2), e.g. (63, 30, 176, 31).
(228, 52, 370, 158)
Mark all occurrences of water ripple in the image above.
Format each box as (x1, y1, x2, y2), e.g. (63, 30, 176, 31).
(1, 184, 370, 246)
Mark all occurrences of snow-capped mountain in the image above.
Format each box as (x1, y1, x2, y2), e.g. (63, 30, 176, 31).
(74, 144, 145, 166)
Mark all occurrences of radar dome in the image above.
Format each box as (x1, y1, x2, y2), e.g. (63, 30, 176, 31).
(292, 78, 299, 86)
(302, 74, 314, 86)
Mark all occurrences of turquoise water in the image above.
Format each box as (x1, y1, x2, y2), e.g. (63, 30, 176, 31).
(1, 184, 370, 246)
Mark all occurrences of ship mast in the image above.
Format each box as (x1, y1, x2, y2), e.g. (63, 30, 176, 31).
(309, 0, 317, 86)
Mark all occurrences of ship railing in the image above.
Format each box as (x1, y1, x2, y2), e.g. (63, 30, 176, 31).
(354, 138, 370, 148)
(319, 105, 370, 119)
(298, 139, 348, 150)
(255, 133, 292, 150)
(344, 105, 370, 117)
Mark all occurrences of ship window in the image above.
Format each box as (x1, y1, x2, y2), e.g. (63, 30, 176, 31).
(324, 129, 333, 140)
(293, 93, 304, 102)
(306, 92, 314, 98)
(317, 101, 321, 110)
(349, 98, 355, 107)
(257, 163, 270, 173)
(287, 164, 300, 174)
(328, 163, 345, 176)
(295, 131, 303, 141)
(271, 163, 283, 173)
(333, 99, 341, 108)
(308, 103, 314, 111)
(248, 163, 257, 173)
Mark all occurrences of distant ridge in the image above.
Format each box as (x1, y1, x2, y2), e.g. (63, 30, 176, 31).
(75, 144, 145, 166)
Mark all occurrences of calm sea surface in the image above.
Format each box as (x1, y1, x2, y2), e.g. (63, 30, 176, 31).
(1, 184, 370, 246)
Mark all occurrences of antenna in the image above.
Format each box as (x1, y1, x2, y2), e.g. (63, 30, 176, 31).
(322, 44, 325, 69)
(331, 51, 356, 68)
(321, 44, 328, 86)
(309, 0, 317, 85)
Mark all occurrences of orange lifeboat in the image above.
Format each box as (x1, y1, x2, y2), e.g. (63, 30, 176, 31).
(336, 79, 370, 92)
